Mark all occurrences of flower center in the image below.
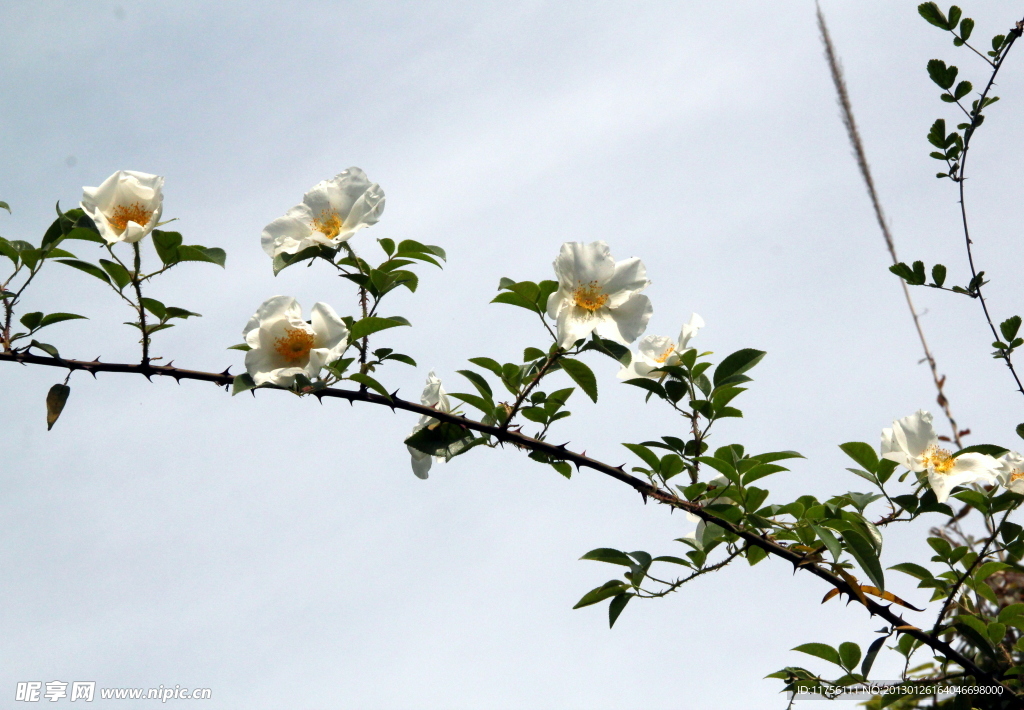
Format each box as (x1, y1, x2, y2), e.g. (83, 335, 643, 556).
(108, 202, 153, 233)
(573, 281, 608, 312)
(311, 209, 343, 240)
(654, 345, 676, 364)
(273, 327, 314, 362)
(1010, 470, 1024, 484)
(922, 444, 956, 474)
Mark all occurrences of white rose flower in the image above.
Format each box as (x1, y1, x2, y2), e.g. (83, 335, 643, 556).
(243, 296, 349, 387)
(80, 170, 164, 245)
(880, 409, 999, 504)
(996, 451, 1024, 494)
(261, 167, 385, 258)
(617, 313, 704, 380)
(546, 241, 653, 349)
(407, 371, 452, 479)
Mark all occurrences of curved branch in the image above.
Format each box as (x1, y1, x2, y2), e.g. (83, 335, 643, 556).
(0, 350, 1018, 702)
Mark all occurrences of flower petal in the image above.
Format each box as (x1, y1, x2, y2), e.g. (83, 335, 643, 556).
(552, 241, 615, 291)
(600, 293, 652, 344)
(603, 256, 650, 308)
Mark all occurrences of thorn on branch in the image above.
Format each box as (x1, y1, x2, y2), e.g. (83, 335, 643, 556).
(220, 367, 231, 377)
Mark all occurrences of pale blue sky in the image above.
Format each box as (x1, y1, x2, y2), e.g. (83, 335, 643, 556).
(2, 2, 1023, 708)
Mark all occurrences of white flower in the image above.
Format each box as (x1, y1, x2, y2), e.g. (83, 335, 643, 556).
(880, 409, 999, 504)
(80, 170, 164, 245)
(682, 476, 732, 546)
(546, 241, 653, 349)
(996, 451, 1024, 494)
(261, 167, 385, 258)
(407, 371, 452, 479)
(243, 296, 349, 387)
(617, 313, 704, 380)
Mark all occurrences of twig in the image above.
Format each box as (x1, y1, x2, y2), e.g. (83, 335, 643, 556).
(817, 3, 965, 447)
(0, 349, 1016, 702)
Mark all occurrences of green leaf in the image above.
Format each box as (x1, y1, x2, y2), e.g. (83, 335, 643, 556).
(810, 523, 842, 562)
(608, 592, 632, 628)
(945, 5, 961, 30)
(468, 357, 503, 377)
(378, 237, 395, 256)
(712, 348, 765, 387)
(838, 642, 861, 672)
(1001, 315, 1022, 342)
(861, 635, 886, 678)
(573, 580, 629, 609)
(348, 316, 409, 342)
(623, 443, 660, 472)
(959, 16, 974, 41)
(560, 358, 597, 403)
(793, 643, 842, 667)
(0, 200, 9, 213)
(580, 548, 635, 566)
(889, 562, 933, 580)
(19, 312, 43, 331)
(57, 259, 111, 285)
(231, 373, 256, 396)
(176, 245, 226, 267)
(45, 383, 70, 431)
(490, 290, 537, 312)
(164, 307, 201, 320)
(953, 80, 972, 100)
(926, 58, 957, 90)
(227, 343, 251, 351)
(843, 527, 885, 591)
(622, 377, 665, 399)
(141, 298, 167, 320)
(98, 259, 132, 290)
(839, 442, 879, 473)
(347, 373, 392, 400)
(931, 263, 947, 287)
(954, 443, 1008, 457)
(457, 369, 493, 399)
(151, 230, 183, 265)
(927, 118, 947, 148)
(62, 226, 104, 243)
(918, 2, 948, 28)
(39, 313, 87, 329)
(28, 340, 59, 357)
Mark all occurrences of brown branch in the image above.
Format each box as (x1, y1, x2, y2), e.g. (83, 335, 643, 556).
(1, 349, 1017, 700)
(817, 3, 965, 448)
(954, 17, 1024, 399)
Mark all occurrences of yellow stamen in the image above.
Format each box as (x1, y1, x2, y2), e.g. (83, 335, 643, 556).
(273, 327, 314, 362)
(311, 209, 343, 240)
(923, 444, 956, 474)
(1010, 470, 1024, 483)
(108, 202, 153, 233)
(654, 345, 676, 364)
(573, 281, 608, 312)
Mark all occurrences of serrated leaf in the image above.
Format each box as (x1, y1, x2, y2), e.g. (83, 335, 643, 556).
(58, 259, 111, 285)
(931, 263, 947, 287)
(45, 383, 70, 431)
(843, 527, 885, 591)
(231, 373, 256, 396)
(608, 592, 632, 628)
(39, 312, 87, 328)
(792, 643, 842, 667)
(713, 349, 765, 387)
(1001, 315, 1022, 342)
(348, 316, 409, 342)
(580, 548, 635, 566)
(560, 357, 597, 403)
(62, 226, 104, 243)
(176, 245, 226, 267)
(347, 373, 391, 400)
(918, 2, 948, 28)
(573, 580, 629, 609)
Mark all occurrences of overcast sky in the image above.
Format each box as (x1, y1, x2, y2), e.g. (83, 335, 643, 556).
(3, 2, 1024, 708)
